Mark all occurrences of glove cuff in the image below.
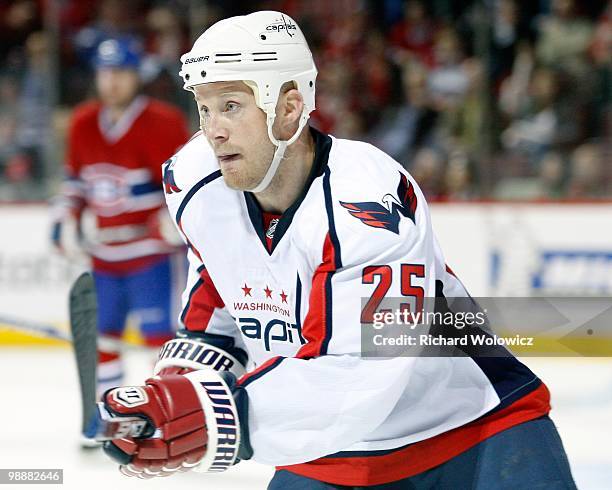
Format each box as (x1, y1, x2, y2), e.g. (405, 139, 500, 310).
(183, 369, 241, 473)
(154, 338, 246, 378)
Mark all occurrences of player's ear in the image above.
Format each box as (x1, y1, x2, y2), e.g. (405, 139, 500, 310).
(276, 88, 304, 138)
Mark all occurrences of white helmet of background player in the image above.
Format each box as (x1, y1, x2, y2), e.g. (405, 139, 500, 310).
(179, 11, 317, 193)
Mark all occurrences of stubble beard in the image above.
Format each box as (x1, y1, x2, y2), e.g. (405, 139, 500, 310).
(221, 144, 275, 191)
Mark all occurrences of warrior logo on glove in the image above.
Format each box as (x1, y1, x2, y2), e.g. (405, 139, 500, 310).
(112, 387, 149, 408)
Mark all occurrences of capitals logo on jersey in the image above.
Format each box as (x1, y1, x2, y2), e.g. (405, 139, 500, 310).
(340, 172, 417, 234)
(163, 157, 181, 194)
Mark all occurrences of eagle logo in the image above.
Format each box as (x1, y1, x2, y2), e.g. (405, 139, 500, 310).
(340, 172, 417, 234)
(162, 157, 181, 194)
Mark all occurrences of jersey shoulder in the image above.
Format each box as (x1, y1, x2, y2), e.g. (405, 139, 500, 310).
(325, 137, 427, 258)
(328, 137, 409, 195)
(328, 137, 420, 207)
(70, 100, 101, 128)
(162, 131, 220, 207)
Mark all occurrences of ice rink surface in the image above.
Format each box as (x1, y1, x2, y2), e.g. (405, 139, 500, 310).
(0, 348, 610, 489)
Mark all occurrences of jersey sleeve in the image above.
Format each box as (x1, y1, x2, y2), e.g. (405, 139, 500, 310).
(163, 138, 249, 368)
(238, 168, 443, 465)
(55, 108, 88, 218)
(179, 247, 241, 338)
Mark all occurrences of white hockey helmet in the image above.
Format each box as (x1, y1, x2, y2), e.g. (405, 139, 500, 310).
(179, 11, 318, 193)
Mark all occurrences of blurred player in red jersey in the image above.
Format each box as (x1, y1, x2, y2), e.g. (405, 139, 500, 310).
(51, 37, 190, 445)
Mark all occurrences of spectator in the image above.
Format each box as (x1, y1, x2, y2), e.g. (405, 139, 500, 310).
(140, 6, 189, 106)
(15, 31, 53, 184)
(354, 30, 400, 128)
(489, 0, 531, 85)
(567, 143, 607, 199)
(501, 67, 560, 160)
(309, 59, 353, 135)
(0, 111, 19, 192)
(388, 0, 438, 67)
(536, 151, 566, 199)
(409, 147, 447, 200)
(445, 150, 476, 201)
(428, 28, 469, 109)
(535, 0, 594, 78)
(446, 57, 486, 158)
(144, 6, 186, 73)
(367, 61, 438, 164)
(0, 76, 20, 188)
(1, 0, 608, 202)
(0, 0, 41, 67)
(322, 8, 368, 60)
(587, 1, 611, 137)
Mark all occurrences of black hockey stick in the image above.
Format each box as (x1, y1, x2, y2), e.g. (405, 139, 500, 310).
(69, 272, 99, 441)
(68, 273, 157, 443)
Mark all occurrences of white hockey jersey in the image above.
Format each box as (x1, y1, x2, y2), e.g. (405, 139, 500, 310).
(163, 128, 550, 486)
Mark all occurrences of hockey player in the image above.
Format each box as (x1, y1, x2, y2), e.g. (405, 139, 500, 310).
(51, 37, 189, 443)
(99, 12, 576, 488)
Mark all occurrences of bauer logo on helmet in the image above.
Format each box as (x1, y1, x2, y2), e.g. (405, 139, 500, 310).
(184, 55, 210, 64)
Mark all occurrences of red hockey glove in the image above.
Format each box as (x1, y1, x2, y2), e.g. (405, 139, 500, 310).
(102, 370, 241, 478)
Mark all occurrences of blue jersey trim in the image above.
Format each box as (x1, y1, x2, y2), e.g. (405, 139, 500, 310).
(240, 357, 285, 388)
(323, 166, 342, 270)
(179, 264, 206, 325)
(175, 170, 222, 224)
(320, 166, 341, 355)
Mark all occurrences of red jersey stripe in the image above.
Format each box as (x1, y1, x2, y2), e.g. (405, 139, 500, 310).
(278, 383, 551, 486)
(181, 267, 224, 332)
(178, 218, 203, 262)
(296, 233, 337, 359)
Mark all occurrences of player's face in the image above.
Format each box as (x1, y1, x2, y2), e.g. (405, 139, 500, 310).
(96, 68, 140, 109)
(193, 81, 275, 191)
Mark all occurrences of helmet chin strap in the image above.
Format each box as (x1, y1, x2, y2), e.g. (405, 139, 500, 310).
(247, 108, 309, 194)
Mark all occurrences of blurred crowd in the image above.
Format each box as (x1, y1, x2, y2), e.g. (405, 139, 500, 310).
(0, 0, 610, 201)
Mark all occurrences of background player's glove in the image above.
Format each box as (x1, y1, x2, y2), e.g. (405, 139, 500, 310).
(50, 214, 88, 261)
(101, 370, 241, 478)
(147, 208, 185, 248)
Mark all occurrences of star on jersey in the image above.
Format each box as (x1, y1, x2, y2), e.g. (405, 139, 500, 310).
(340, 172, 417, 234)
(242, 284, 252, 297)
(264, 286, 273, 298)
(280, 290, 288, 303)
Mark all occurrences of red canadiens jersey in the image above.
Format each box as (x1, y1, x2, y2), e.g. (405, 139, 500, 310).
(62, 96, 189, 273)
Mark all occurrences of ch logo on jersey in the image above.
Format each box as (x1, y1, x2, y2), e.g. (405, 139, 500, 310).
(163, 157, 181, 194)
(340, 172, 417, 234)
(81, 163, 129, 217)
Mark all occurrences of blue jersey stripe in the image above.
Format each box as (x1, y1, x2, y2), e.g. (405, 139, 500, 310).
(175, 170, 222, 224)
(240, 357, 285, 388)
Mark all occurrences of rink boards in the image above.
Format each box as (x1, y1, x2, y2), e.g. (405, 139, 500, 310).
(1, 202, 611, 345)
